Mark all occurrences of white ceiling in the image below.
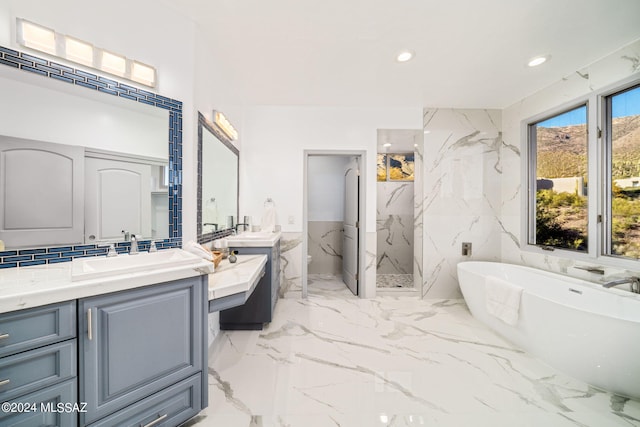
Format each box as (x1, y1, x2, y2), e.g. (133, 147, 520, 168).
(166, 0, 640, 109)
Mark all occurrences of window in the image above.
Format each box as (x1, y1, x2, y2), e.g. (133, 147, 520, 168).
(377, 153, 414, 182)
(526, 79, 640, 264)
(605, 84, 640, 260)
(528, 105, 588, 252)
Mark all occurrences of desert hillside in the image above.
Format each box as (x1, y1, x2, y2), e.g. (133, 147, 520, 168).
(537, 115, 640, 179)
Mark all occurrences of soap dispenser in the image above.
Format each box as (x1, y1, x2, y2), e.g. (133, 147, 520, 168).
(229, 250, 238, 263)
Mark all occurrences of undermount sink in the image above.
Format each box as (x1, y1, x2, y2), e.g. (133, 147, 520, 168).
(71, 248, 205, 281)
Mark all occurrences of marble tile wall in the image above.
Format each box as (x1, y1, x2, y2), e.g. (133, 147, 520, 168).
(376, 182, 414, 275)
(308, 221, 343, 275)
(280, 232, 303, 297)
(422, 109, 503, 298)
(414, 139, 424, 292)
(364, 231, 377, 298)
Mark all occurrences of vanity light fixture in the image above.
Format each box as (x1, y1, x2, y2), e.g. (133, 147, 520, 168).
(383, 143, 392, 147)
(64, 36, 93, 67)
(396, 49, 415, 63)
(213, 111, 239, 141)
(100, 50, 126, 77)
(17, 19, 56, 55)
(527, 55, 550, 67)
(16, 18, 157, 88)
(131, 61, 157, 88)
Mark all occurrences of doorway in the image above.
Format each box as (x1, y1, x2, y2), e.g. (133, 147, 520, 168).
(302, 151, 366, 298)
(375, 129, 422, 294)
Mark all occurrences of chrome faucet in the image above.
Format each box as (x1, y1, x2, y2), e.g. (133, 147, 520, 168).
(130, 235, 139, 255)
(234, 223, 249, 233)
(106, 244, 118, 257)
(603, 277, 640, 293)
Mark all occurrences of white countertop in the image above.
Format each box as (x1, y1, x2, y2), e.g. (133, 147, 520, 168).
(0, 250, 214, 314)
(224, 231, 281, 248)
(208, 254, 267, 300)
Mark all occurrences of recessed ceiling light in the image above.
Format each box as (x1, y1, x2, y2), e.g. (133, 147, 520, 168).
(528, 55, 550, 67)
(383, 143, 392, 147)
(396, 50, 414, 63)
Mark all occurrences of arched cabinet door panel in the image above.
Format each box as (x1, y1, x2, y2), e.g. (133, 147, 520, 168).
(84, 157, 151, 243)
(0, 135, 84, 249)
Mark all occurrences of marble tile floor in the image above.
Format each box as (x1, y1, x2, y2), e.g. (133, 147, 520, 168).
(191, 276, 640, 427)
(377, 274, 414, 289)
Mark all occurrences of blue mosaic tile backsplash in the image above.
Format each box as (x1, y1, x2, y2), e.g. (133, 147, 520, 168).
(0, 239, 181, 269)
(0, 45, 183, 268)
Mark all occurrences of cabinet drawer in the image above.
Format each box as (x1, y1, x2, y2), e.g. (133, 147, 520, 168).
(0, 301, 76, 358)
(0, 378, 77, 427)
(0, 340, 76, 402)
(88, 374, 202, 427)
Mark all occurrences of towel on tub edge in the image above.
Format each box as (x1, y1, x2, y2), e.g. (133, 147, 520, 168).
(485, 276, 524, 326)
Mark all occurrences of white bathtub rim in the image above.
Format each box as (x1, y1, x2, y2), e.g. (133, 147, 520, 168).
(457, 261, 640, 322)
(458, 260, 640, 298)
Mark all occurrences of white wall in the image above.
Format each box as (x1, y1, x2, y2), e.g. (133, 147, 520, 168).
(501, 39, 640, 273)
(238, 106, 422, 232)
(308, 156, 349, 222)
(235, 106, 421, 298)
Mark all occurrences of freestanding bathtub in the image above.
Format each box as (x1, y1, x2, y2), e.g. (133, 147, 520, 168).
(457, 261, 640, 399)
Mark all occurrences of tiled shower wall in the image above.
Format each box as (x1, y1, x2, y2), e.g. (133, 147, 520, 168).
(376, 182, 414, 275)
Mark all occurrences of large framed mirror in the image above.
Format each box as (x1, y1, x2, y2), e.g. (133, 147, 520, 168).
(0, 45, 182, 262)
(197, 112, 239, 242)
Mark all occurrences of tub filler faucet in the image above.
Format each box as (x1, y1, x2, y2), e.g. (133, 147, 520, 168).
(603, 277, 640, 293)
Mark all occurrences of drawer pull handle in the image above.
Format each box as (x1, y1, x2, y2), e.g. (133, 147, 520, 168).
(0, 379, 10, 387)
(87, 309, 93, 341)
(0, 333, 9, 340)
(142, 413, 168, 427)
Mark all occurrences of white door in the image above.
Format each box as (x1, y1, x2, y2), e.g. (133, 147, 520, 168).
(85, 158, 151, 243)
(342, 156, 359, 295)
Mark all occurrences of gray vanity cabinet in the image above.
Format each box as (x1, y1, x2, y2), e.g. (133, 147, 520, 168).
(78, 276, 207, 426)
(0, 301, 77, 427)
(220, 242, 281, 330)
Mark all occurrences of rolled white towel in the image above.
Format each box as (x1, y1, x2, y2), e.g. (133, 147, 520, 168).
(184, 240, 213, 261)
